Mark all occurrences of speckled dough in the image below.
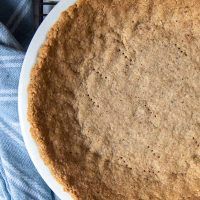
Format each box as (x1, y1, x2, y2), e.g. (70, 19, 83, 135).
(28, 0, 200, 199)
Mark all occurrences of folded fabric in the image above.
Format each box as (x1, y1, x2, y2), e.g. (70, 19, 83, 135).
(0, 1, 59, 199)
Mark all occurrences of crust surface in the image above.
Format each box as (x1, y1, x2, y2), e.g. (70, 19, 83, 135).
(28, 0, 200, 199)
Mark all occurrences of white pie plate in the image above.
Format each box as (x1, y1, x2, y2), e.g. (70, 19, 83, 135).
(18, 1, 77, 199)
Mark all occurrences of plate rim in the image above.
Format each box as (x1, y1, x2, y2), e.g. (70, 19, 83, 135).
(18, 1, 77, 199)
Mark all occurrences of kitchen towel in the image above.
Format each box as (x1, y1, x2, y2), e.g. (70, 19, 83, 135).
(0, 0, 59, 199)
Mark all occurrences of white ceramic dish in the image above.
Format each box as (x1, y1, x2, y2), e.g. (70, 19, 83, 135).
(18, 1, 77, 199)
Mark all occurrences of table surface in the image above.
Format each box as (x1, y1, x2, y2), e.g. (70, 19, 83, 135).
(34, 0, 60, 28)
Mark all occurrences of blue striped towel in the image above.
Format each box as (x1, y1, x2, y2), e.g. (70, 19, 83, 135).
(0, 1, 59, 199)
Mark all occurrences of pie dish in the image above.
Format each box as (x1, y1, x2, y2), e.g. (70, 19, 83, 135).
(18, 1, 76, 199)
(25, 0, 200, 199)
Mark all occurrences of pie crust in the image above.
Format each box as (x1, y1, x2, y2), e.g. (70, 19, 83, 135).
(28, 0, 200, 199)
